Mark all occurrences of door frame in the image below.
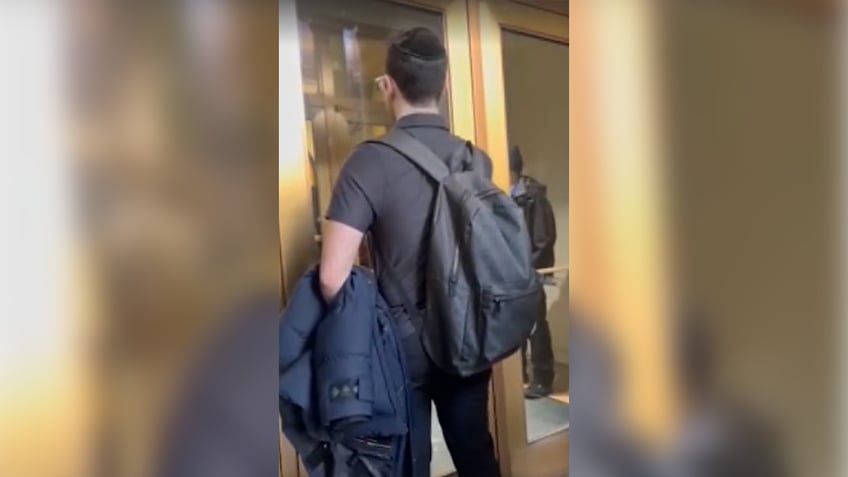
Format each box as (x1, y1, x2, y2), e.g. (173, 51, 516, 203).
(468, 2, 569, 476)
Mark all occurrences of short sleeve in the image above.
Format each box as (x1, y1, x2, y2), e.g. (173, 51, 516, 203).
(326, 144, 384, 233)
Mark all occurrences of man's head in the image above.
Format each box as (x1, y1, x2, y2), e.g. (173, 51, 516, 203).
(376, 27, 447, 117)
(509, 145, 524, 185)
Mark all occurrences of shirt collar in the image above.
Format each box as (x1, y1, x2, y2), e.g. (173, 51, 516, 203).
(395, 113, 449, 130)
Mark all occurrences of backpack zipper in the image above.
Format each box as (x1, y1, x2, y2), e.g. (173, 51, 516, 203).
(448, 245, 460, 296)
(492, 287, 539, 313)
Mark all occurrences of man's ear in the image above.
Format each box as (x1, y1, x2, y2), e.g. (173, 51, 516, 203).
(385, 75, 400, 100)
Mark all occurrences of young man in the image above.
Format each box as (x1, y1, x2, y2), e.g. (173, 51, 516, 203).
(318, 28, 499, 477)
(509, 145, 558, 398)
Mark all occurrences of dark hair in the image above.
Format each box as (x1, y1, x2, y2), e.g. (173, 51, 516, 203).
(509, 145, 524, 173)
(675, 309, 714, 395)
(386, 27, 447, 106)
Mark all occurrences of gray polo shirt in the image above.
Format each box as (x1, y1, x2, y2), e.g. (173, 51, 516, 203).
(326, 113, 492, 306)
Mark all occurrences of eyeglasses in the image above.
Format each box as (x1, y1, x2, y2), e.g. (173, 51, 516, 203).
(373, 75, 388, 93)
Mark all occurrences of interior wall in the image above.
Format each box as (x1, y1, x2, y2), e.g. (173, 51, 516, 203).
(501, 29, 569, 363)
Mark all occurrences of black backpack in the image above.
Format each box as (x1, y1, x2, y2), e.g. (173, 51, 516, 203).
(370, 128, 543, 377)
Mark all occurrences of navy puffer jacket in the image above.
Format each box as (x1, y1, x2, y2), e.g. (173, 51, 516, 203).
(279, 266, 409, 476)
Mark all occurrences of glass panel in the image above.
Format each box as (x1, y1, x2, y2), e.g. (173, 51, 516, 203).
(294, 1, 454, 475)
(296, 0, 448, 260)
(500, 28, 570, 443)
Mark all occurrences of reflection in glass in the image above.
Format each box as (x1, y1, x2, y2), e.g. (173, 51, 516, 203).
(501, 28, 570, 443)
(294, 1, 453, 475)
(296, 0, 448, 255)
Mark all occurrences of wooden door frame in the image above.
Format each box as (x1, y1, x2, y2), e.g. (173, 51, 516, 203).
(468, 2, 568, 476)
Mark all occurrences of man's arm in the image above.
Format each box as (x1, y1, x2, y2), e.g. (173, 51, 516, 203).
(319, 143, 383, 301)
(319, 220, 365, 302)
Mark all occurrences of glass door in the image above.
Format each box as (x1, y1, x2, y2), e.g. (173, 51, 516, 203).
(279, 1, 476, 475)
(472, 1, 569, 476)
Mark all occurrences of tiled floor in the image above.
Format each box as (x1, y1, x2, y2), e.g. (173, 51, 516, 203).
(526, 397, 570, 442)
(430, 409, 455, 476)
(431, 349, 570, 474)
(527, 363, 570, 442)
(431, 397, 570, 476)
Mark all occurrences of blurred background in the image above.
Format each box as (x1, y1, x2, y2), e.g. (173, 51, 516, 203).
(570, 1, 840, 476)
(0, 0, 844, 476)
(1, 1, 279, 477)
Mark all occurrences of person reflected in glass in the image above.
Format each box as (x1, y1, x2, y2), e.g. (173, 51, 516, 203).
(510, 145, 557, 399)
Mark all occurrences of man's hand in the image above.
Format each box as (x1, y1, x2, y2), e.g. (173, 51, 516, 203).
(319, 220, 365, 302)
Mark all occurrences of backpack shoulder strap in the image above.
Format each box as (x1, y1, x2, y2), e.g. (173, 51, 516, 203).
(368, 128, 450, 182)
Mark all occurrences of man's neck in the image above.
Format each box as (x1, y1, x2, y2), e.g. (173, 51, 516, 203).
(394, 103, 440, 120)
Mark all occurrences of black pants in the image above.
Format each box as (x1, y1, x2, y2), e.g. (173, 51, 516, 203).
(398, 317, 500, 477)
(521, 290, 555, 386)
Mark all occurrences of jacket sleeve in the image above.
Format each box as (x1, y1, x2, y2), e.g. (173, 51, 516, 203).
(314, 270, 375, 429)
(529, 193, 557, 269)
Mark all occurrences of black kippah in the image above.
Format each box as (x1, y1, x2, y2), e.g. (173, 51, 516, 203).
(391, 27, 446, 61)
